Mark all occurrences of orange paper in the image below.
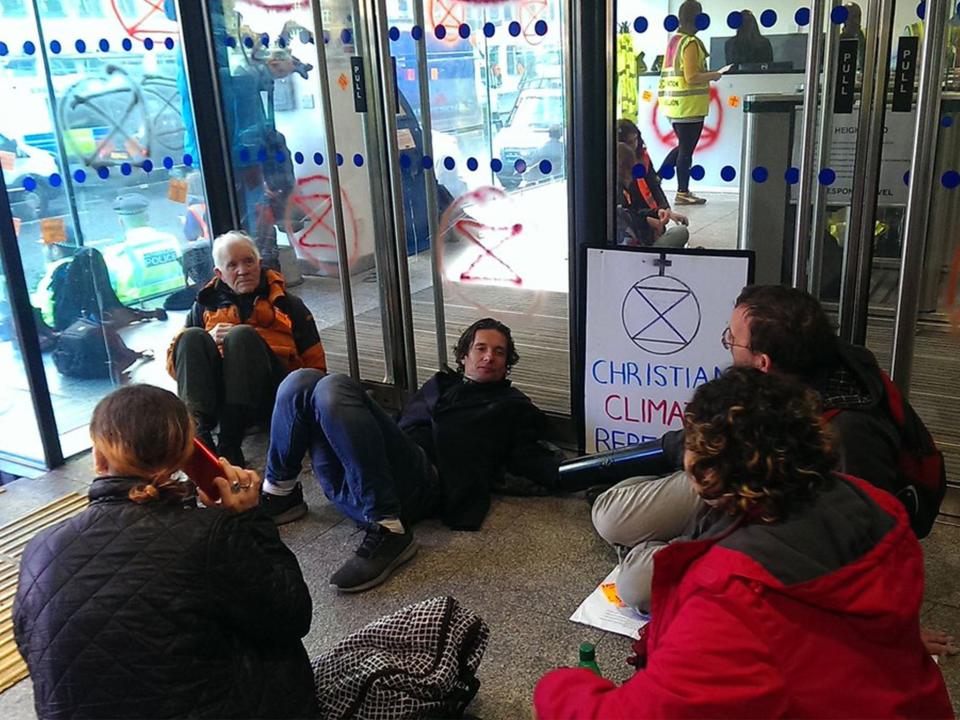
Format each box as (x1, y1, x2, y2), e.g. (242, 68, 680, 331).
(40, 217, 66, 245)
(600, 582, 626, 608)
(167, 178, 188, 204)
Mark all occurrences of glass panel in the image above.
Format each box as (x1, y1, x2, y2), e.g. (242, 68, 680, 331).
(0, 0, 211, 459)
(0, 263, 45, 465)
(206, 0, 392, 382)
(387, 0, 571, 414)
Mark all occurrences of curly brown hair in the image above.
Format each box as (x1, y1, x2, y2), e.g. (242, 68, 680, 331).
(683, 367, 835, 523)
(452, 318, 520, 375)
(90, 385, 194, 503)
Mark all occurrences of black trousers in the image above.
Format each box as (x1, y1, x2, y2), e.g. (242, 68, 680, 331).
(173, 325, 287, 439)
(660, 120, 704, 193)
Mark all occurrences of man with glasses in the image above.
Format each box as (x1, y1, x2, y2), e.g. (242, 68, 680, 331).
(591, 285, 951, 655)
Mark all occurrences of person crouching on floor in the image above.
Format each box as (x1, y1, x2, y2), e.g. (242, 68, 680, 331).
(13, 385, 318, 719)
(259, 317, 561, 593)
(534, 368, 952, 719)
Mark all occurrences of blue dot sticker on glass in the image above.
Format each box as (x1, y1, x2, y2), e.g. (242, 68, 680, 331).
(484, 22, 496, 38)
(459, 23, 470, 39)
(99, 39, 110, 52)
(183, 153, 194, 166)
(400, 153, 411, 169)
(942, 116, 954, 128)
(244, 36, 254, 48)
(49, 173, 62, 187)
(97, 167, 110, 179)
(165, 38, 174, 51)
(514, 158, 527, 174)
(260, 33, 270, 47)
(721, 165, 737, 182)
(467, 157, 479, 171)
(294, 151, 304, 165)
(661, 164, 676, 179)
(122, 38, 133, 51)
(336, 153, 344, 166)
(819, 167, 836, 185)
(760, 9, 777, 27)
(727, 11, 743, 29)
(163, 156, 174, 170)
(354, 153, 364, 167)
(795, 7, 811, 26)
(691, 164, 706, 181)
(341, 29, 353, 45)
(632, 162, 646, 179)
(664, 15, 679, 32)
(389, 26, 400, 41)
(785, 166, 800, 184)
(412, 25, 423, 41)
(225, 35, 236, 48)
(75, 39, 86, 53)
(916, 1, 926, 19)
(50, 40, 61, 54)
(831, 5, 849, 24)
(943, 170, 960, 189)
(314, 152, 324, 165)
(435, 25, 447, 40)
(0, 42, 8, 57)
(903, 170, 910, 185)
(491, 158, 503, 172)
(634, 16, 648, 33)
(257, 148, 267, 163)
(752, 166, 768, 183)
(422, 155, 433, 169)
(275, 150, 285, 164)
(539, 159, 552, 174)
(142, 159, 153, 173)
(509, 21, 522, 37)
(240, 148, 250, 163)
(144, 38, 154, 51)
(23, 41, 36, 55)
(73, 169, 86, 183)
(535, 20, 548, 36)
(695, 13, 710, 31)
(278, 37, 287, 49)
(444, 156, 456, 170)
(121, 162, 132, 176)
(22, 177, 37, 192)
(322, 30, 330, 44)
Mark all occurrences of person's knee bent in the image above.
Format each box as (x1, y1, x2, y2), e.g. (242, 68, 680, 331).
(221, 323, 261, 353)
(592, 482, 647, 547)
(275, 368, 326, 410)
(616, 561, 655, 612)
(311, 373, 365, 415)
(173, 327, 216, 370)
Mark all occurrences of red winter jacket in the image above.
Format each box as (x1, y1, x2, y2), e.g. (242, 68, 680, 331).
(535, 476, 953, 719)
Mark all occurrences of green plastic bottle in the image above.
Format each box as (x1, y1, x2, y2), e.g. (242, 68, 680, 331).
(578, 642, 602, 676)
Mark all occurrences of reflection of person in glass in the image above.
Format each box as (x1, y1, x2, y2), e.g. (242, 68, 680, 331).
(724, 10, 774, 65)
(658, 0, 727, 205)
(905, 5, 960, 70)
(841, 3, 867, 69)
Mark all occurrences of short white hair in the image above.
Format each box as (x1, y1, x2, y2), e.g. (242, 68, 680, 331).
(211, 230, 260, 270)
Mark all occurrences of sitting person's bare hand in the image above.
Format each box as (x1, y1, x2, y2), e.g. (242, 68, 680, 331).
(197, 460, 262, 513)
(922, 626, 959, 656)
(208, 322, 235, 346)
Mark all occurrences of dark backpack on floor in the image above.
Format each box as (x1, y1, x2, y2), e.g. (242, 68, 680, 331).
(52, 318, 149, 380)
(824, 371, 947, 538)
(311, 596, 489, 720)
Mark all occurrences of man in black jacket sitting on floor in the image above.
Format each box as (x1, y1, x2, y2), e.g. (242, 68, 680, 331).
(259, 318, 560, 593)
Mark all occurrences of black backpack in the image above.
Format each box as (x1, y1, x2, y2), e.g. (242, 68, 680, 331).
(824, 371, 947, 538)
(52, 318, 149, 380)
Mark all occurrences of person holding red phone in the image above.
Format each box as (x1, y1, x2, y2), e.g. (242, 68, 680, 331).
(13, 385, 318, 719)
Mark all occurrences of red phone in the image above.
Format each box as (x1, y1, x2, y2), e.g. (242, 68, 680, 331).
(182, 437, 223, 501)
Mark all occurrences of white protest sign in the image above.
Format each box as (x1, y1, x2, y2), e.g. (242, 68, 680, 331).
(584, 248, 753, 453)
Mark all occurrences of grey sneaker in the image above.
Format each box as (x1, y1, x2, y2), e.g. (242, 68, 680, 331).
(674, 191, 707, 205)
(330, 525, 417, 593)
(260, 483, 308, 525)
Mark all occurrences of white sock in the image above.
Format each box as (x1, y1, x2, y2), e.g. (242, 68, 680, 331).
(263, 478, 297, 496)
(378, 517, 405, 534)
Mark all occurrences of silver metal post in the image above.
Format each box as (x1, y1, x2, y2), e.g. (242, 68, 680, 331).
(369, 0, 418, 391)
(841, 0, 894, 343)
(809, 0, 842, 298)
(307, 0, 360, 380)
(891, 0, 949, 394)
(411, 0, 448, 369)
(793, 0, 828, 288)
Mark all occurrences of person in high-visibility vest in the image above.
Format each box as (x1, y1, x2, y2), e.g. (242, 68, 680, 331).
(658, 0, 731, 205)
(905, 11, 960, 69)
(617, 22, 640, 121)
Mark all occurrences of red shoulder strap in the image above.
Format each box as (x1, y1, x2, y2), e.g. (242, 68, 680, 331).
(879, 371, 906, 426)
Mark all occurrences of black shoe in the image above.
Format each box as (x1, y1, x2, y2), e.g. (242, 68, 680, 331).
(330, 525, 417, 593)
(260, 483, 308, 525)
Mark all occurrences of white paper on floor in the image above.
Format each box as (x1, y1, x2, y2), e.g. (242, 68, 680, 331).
(570, 566, 650, 639)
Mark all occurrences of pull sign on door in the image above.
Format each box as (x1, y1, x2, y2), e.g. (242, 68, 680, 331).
(834, 39, 859, 114)
(351, 57, 368, 113)
(892, 36, 920, 112)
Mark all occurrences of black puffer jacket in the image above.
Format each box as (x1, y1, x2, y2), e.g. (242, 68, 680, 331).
(13, 477, 318, 719)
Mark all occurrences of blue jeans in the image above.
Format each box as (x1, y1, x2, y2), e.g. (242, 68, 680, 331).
(266, 371, 438, 527)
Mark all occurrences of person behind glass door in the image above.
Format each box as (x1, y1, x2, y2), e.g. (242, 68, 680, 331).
(657, 0, 729, 205)
(724, 10, 774, 66)
(840, 3, 867, 70)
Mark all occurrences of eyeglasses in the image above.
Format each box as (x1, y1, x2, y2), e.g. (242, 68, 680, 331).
(720, 326, 751, 352)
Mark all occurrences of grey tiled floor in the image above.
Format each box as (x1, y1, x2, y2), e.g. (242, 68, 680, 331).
(1, 434, 958, 718)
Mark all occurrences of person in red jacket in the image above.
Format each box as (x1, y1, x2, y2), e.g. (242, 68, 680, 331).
(535, 368, 952, 719)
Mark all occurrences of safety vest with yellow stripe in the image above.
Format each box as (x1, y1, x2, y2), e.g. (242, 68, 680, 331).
(906, 20, 960, 68)
(658, 33, 710, 119)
